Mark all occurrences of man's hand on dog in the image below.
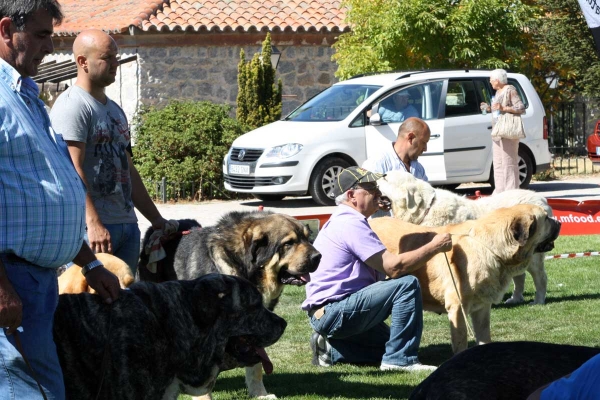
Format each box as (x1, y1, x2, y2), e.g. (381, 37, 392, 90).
(431, 233, 453, 253)
(85, 267, 120, 304)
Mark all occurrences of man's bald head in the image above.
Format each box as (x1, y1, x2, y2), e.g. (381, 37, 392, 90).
(395, 117, 431, 162)
(73, 29, 119, 91)
(73, 29, 116, 61)
(397, 117, 430, 140)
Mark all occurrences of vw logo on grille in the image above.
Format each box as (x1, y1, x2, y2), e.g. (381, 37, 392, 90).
(237, 149, 246, 161)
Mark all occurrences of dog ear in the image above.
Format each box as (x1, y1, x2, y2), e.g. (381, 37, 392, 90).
(244, 225, 274, 267)
(193, 274, 235, 320)
(404, 183, 429, 222)
(511, 214, 536, 247)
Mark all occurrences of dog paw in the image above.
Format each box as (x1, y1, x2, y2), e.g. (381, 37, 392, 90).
(256, 395, 277, 399)
(504, 296, 525, 305)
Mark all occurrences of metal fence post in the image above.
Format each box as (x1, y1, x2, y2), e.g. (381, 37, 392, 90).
(161, 177, 166, 203)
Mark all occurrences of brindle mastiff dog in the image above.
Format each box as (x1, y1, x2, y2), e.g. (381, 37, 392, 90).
(54, 274, 286, 400)
(138, 210, 321, 399)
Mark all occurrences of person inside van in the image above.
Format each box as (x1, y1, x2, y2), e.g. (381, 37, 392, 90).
(378, 91, 420, 123)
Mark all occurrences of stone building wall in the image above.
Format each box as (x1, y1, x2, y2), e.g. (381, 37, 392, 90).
(43, 40, 340, 124)
(138, 44, 338, 116)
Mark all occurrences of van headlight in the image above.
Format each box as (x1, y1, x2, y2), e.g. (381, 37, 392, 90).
(263, 143, 303, 159)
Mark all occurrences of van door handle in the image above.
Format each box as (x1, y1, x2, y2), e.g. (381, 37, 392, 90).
(431, 134, 441, 138)
(487, 126, 492, 129)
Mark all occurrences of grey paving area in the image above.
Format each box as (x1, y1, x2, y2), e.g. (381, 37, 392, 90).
(135, 176, 600, 235)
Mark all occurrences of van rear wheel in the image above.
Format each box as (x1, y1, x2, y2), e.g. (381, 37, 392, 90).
(309, 157, 350, 206)
(518, 147, 533, 188)
(488, 147, 533, 189)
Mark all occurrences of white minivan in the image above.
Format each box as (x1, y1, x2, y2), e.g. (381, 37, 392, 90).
(223, 70, 551, 205)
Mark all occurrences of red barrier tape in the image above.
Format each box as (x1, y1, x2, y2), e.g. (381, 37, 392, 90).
(294, 198, 600, 237)
(545, 252, 600, 260)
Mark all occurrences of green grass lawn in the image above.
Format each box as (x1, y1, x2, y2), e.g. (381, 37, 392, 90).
(181, 234, 600, 400)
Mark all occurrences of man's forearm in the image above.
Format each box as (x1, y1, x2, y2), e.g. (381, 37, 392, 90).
(71, 242, 97, 267)
(383, 242, 440, 278)
(129, 163, 161, 224)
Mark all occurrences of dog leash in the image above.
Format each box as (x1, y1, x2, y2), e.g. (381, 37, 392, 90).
(13, 330, 49, 400)
(442, 250, 476, 342)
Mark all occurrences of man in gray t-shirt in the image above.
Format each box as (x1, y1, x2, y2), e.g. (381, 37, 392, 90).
(50, 29, 167, 273)
(52, 85, 134, 222)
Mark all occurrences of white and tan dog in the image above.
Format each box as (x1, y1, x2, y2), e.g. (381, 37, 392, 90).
(370, 205, 561, 353)
(378, 170, 553, 304)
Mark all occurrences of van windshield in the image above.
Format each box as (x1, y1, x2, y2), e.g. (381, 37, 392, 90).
(285, 84, 382, 122)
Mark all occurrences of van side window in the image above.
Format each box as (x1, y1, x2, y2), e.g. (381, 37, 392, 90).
(375, 81, 443, 123)
(474, 79, 491, 105)
(445, 80, 480, 117)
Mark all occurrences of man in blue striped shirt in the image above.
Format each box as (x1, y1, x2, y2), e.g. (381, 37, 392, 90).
(0, 1, 120, 398)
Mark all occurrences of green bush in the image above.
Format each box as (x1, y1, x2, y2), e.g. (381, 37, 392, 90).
(236, 33, 282, 129)
(133, 101, 247, 200)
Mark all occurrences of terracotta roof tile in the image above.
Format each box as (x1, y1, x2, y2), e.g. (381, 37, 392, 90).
(54, 0, 348, 36)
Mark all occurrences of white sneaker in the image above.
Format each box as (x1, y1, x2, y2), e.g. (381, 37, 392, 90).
(380, 362, 437, 372)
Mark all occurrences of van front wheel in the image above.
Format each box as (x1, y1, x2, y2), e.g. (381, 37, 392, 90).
(309, 158, 351, 206)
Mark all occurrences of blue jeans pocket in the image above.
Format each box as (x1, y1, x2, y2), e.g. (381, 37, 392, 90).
(311, 304, 343, 337)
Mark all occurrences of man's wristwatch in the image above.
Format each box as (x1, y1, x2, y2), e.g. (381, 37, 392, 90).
(81, 259, 104, 276)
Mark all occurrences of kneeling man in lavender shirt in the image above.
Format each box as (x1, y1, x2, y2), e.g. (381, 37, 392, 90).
(302, 166, 451, 371)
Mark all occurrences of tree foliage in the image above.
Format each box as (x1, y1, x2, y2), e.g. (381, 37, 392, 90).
(133, 101, 247, 199)
(527, 0, 600, 101)
(236, 33, 283, 129)
(333, 0, 538, 79)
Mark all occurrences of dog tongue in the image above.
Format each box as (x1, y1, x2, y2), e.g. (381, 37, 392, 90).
(256, 347, 274, 375)
(300, 273, 311, 283)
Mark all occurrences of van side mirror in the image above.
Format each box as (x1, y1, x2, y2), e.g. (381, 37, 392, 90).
(369, 103, 382, 126)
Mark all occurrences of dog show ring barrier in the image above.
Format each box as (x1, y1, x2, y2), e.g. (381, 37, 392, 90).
(291, 197, 600, 259)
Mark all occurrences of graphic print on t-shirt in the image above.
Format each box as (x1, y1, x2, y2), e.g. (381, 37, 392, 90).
(90, 110, 133, 213)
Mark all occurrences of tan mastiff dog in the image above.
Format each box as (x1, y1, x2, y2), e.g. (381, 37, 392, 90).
(370, 204, 561, 354)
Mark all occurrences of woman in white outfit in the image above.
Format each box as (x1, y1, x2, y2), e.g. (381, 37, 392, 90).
(481, 69, 525, 194)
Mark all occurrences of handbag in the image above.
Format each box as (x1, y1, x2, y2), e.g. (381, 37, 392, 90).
(491, 87, 526, 140)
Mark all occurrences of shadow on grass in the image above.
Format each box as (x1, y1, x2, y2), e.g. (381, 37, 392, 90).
(211, 370, 418, 399)
(491, 291, 600, 309)
(543, 292, 600, 304)
(418, 343, 455, 366)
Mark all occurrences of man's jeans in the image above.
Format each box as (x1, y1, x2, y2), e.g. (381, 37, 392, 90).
(0, 255, 64, 400)
(308, 276, 423, 367)
(81, 223, 141, 275)
(102, 223, 141, 275)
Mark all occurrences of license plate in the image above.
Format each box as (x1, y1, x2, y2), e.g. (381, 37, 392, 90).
(229, 164, 250, 175)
